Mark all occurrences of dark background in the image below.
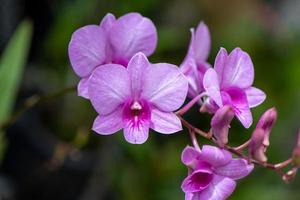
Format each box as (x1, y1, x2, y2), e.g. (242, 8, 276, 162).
(0, 0, 299, 199)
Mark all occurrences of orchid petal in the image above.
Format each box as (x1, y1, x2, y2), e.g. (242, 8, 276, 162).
(203, 68, 223, 107)
(109, 12, 157, 64)
(100, 13, 116, 32)
(123, 119, 150, 144)
(77, 77, 90, 99)
(142, 63, 188, 112)
(181, 146, 201, 166)
(215, 159, 254, 180)
(194, 21, 211, 63)
(127, 53, 149, 99)
(220, 48, 254, 89)
(200, 145, 232, 167)
(181, 168, 213, 193)
(92, 107, 123, 135)
(198, 175, 236, 200)
(150, 109, 182, 134)
(68, 25, 107, 77)
(225, 87, 253, 128)
(245, 87, 266, 108)
(88, 64, 130, 115)
(214, 47, 228, 83)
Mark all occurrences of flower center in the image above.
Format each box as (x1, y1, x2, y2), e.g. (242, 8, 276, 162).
(123, 100, 151, 127)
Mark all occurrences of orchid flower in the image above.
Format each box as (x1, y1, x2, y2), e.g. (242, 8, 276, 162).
(68, 12, 157, 98)
(88, 52, 188, 144)
(203, 48, 266, 128)
(181, 145, 253, 200)
(180, 22, 211, 99)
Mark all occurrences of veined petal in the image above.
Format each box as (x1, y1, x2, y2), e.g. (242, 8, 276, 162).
(89, 64, 130, 115)
(92, 107, 123, 135)
(198, 175, 236, 200)
(220, 48, 254, 89)
(100, 13, 116, 32)
(200, 145, 232, 168)
(215, 159, 254, 180)
(68, 25, 107, 77)
(181, 146, 201, 166)
(127, 53, 149, 99)
(109, 12, 157, 64)
(77, 77, 90, 99)
(123, 119, 150, 144)
(142, 63, 188, 112)
(203, 68, 223, 107)
(150, 109, 182, 134)
(225, 87, 253, 128)
(214, 47, 228, 83)
(194, 21, 211, 63)
(245, 87, 266, 108)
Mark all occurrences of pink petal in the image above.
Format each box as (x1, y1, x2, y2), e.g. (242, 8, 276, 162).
(100, 13, 116, 32)
(77, 77, 90, 99)
(127, 53, 149, 99)
(150, 108, 182, 134)
(215, 159, 254, 180)
(142, 63, 188, 112)
(214, 47, 228, 84)
(68, 25, 107, 77)
(92, 107, 123, 135)
(181, 146, 201, 166)
(211, 106, 235, 146)
(194, 21, 211, 63)
(220, 48, 254, 89)
(245, 87, 266, 108)
(88, 64, 130, 115)
(123, 119, 150, 144)
(225, 87, 253, 128)
(109, 12, 157, 64)
(198, 175, 236, 200)
(185, 193, 194, 200)
(203, 68, 223, 107)
(200, 145, 232, 167)
(181, 167, 213, 193)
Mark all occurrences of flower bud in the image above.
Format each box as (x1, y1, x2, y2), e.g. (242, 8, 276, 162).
(211, 105, 234, 147)
(249, 107, 277, 162)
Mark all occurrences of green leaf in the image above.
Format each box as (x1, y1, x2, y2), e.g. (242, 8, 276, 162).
(0, 20, 33, 121)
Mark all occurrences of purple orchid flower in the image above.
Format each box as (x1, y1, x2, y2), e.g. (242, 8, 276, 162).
(202, 47, 266, 128)
(180, 21, 211, 98)
(68, 12, 158, 98)
(88, 52, 188, 144)
(181, 145, 253, 200)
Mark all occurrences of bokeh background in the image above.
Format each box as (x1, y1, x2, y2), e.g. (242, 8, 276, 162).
(0, 0, 299, 199)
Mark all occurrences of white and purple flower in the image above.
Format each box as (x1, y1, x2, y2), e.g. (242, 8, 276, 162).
(88, 53, 188, 144)
(181, 145, 253, 200)
(68, 12, 158, 98)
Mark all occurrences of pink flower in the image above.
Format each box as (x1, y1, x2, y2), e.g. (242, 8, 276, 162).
(180, 22, 211, 98)
(88, 53, 188, 144)
(203, 48, 266, 128)
(68, 13, 157, 98)
(249, 107, 277, 162)
(181, 145, 253, 200)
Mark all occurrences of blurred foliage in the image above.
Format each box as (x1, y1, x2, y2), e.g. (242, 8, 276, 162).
(1, 0, 300, 199)
(0, 20, 32, 162)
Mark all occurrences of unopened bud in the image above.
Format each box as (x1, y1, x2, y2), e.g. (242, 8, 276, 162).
(211, 106, 234, 147)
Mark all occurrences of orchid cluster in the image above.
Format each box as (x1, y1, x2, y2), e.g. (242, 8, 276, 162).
(68, 12, 300, 200)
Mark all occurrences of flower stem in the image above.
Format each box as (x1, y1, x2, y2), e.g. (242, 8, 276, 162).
(176, 92, 207, 115)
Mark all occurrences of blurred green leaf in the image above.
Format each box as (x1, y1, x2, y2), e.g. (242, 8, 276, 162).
(0, 20, 32, 162)
(0, 20, 32, 120)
